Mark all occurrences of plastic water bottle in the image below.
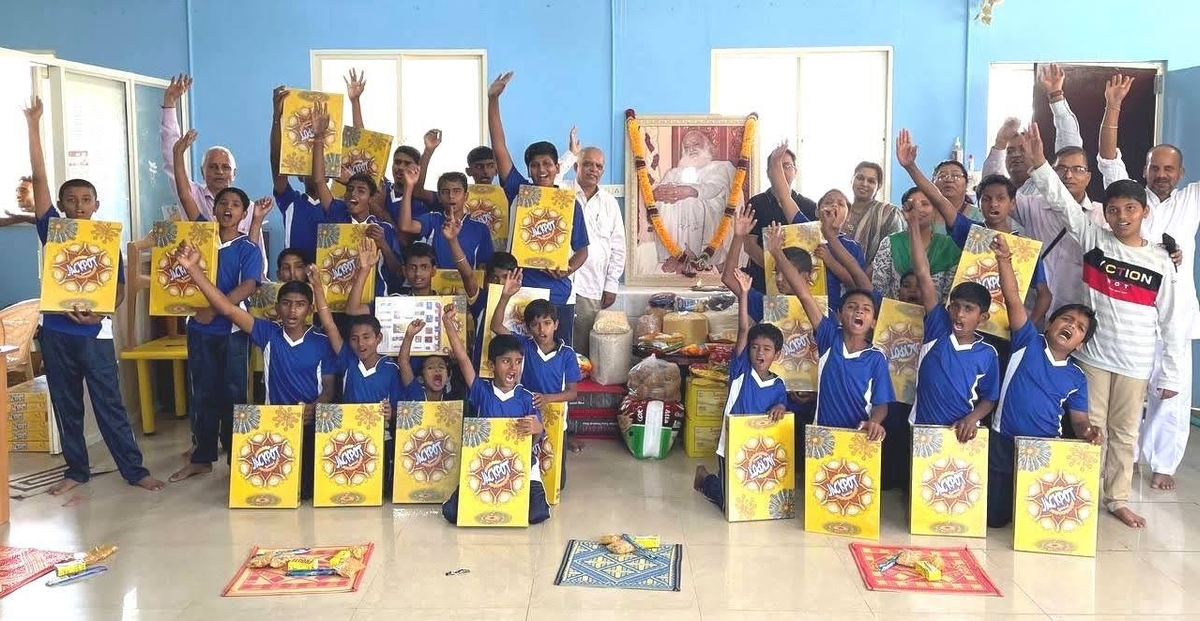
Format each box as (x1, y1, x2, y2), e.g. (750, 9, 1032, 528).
(952, 137, 964, 164)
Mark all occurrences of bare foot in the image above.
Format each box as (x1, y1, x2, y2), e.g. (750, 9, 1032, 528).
(168, 463, 212, 483)
(694, 465, 710, 491)
(134, 475, 166, 491)
(48, 479, 83, 496)
(568, 436, 585, 453)
(1111, 506, 1146, 528)
(1150, 472, 1177, 490)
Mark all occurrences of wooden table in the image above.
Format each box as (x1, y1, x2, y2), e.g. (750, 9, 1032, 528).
(0, 344, 15, 524)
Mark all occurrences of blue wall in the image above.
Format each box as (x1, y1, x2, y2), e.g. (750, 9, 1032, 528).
(0, 0, 189, 306)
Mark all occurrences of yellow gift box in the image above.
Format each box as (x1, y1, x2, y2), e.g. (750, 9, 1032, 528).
(950, 225, 1041, 339)
(909, 425, 989, 537)
(375, 295, 468, 356)
(335, 127, 392, 191)
(763, 222, 827, 297)
(804, 425, 882, 539)
(685, 376, 728, 423)
(1012, 437, 1101, 557)
(539, 402, 567, 506)
(431, 269, 485, 297)
(315, 224, 374, 312)
(764, 295, 827, 392)
(392, 400, 464, 504)
(873, 299, 926, 405)
(725, 413, 797, 522)
(455, 417, 533, 527)
(148, 220, 218, 316)
(313, 404, 385, 507)
(277, 89, 345, 177)
(510, 184, 575, 271)
(40, 218, 123, 314)
(467, 183, 511, 250)
(229, 405, 305, 509)
(480, 284, 550, 378)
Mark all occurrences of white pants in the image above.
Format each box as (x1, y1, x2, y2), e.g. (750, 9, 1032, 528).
(1138, 340, 1194, 476)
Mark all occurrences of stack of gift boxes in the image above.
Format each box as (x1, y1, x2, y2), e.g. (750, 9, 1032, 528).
(683, 376, 728, 457)
(7, 376, 56, 453)
(567, 380, 625, 440)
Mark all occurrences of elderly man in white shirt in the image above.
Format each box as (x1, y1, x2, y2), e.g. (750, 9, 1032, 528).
(160, 74, 267, 276)
(1098, 73, 1200, 491)
(981, 64, 1108, 315)
(557, 137, 626, 357)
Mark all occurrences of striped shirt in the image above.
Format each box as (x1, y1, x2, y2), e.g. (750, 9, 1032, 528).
(1030, 163, 1181, 388)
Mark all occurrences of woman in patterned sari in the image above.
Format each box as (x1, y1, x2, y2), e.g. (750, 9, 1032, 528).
(842, 161, 904, 265)
(870, 186, 961, 301)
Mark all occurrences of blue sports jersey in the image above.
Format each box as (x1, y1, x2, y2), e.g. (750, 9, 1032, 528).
(383, 178, 436, 223)
(326, 207, 400, 297)
(993, 321, 1088, 438)
(745, 288, 764, 323)
(500, 168, 590, 303)
(468, 376, 543, 471)
(338, 344, 405, 409)
(950, 213, 1047, 290)
(518, 335, 582, 395)
(417, 212, 495, 269)
(716, 346, 788, 456)
(470, 286, 491, 369)
(189, 232, 263, 335)
(274, 184, 327, 256)
(813, 317, 895, 429)
(250, 319, 336, 405)
(788, 214, 865, 314)
(36, 209, 126, 339)
(911, 305, 1001, 425)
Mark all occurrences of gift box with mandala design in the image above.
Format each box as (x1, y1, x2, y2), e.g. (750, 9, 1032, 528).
(40, 218, 123, 314)
(1012, 437, 1100, 557)
(393, 401, 464, 504)
(229, 405, 304, 509)
(804, 425, 881, 539)
(455, 417, 533, 527)
(909, 425, 988, 537)
(725, 413, 796, 523)
(313, 404, 385, 507)
(149, 220, 217, 316)
(277, 89, 345, 177)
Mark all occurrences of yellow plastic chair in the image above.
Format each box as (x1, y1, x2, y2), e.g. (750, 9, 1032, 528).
(117, 236, 188, 434)
(0, 298, 40, 384)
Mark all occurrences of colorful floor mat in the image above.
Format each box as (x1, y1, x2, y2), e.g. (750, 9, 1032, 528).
(221, 544, 374, 597)
(849, 542, 1002, 596)
(0, 546, 73, 598)
(554, 539, 683, 592)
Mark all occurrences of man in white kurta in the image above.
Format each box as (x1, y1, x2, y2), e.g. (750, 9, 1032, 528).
(653, 130, 735, 266)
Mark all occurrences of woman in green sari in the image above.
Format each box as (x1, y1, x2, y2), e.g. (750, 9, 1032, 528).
(870, 186, 961, 301)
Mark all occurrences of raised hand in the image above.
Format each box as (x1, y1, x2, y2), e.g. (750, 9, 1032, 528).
(502, 268, 524, 296)
(311, 101, 330, 138)
(356, 238, 379, 275)
(424, 129, 442, 151)
(174, 129, 199, 157)
(733, 204, 757, 237)
(306, 264, 322, 286)
(990, 233, 1012, 260)
(568, 125, 581, 155)
(253, 196, 273, 220)
(488, 71, 514, 98)
(441, 215, 462, 240)
(23, 96, 43, 123)
(995, 117, 1021, 147)
(345, 69, 366, 100)
(769, 140, 790, 164)
(764, 221, 785, 256)
(272, 86, 289, 119)
(400, 162, 420, 189)
(405, 317, 426, 337)
(1019, 123, 1047, 169)
(902, 199, 921, 228)
(1037, 63, 1065, 93)
(896, 129, 918, 168)
(443, 306, 461, 333)
(733, 268, 752, 293)
(1104, 74, 1135, 108)
(174, 241, 199, 269)
(163, 73, 193, 108)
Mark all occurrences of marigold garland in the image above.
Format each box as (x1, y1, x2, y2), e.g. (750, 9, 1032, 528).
(625, 109, 757, 274)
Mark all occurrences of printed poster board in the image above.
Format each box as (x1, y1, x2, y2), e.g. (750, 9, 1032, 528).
(724, 413, 796, 522)
(392, 400, 464, 504)
(1012, 437, 1100, 557)
(455, 417, 533, 527)
(229, 405, 305, 509)
(909, 425, 989, 537)
(313, 404, 386, 507)
(804, 425, 881, 539)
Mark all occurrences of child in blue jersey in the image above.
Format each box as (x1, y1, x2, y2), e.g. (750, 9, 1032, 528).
(396, 169, 495, 269)
(466, 146, 499, 184)
(471, 252, 519, 369)
(169, 129, 266, 483)
(178, 246, 337, 499)
(383, 140, 441, 224)
(694, 269, 789, 510)
(441, 308, 550, 525)
(397, 319, 458, 402)
(988, 234, 1102, 527)
(23, 97, 163, 495)
(276, 247, 311, 283)
(722, 204, 817, 322)
(906, 204, 1000, 441)
(488, 71, 590, 344)
(763, 223, 894, 437)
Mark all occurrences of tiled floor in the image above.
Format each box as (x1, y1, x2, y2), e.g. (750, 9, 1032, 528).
(5, 418, 1200, 620)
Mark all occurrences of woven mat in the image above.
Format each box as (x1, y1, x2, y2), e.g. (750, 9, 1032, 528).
(849, 542, 1002, 596)
(221, 544, 374, 597)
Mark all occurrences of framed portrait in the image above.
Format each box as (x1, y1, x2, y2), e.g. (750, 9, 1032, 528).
(624, 114, 760, 288)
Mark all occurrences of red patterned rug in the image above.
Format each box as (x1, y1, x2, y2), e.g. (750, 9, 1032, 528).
(222, 544, 374, 597)
(0, 546, 73, 598)
(849, 543, 1002, 596)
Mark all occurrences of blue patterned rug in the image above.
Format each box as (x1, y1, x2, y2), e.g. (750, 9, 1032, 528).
(553, 539, 684, 591)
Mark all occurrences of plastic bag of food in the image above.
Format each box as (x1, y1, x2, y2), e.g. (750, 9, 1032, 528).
(626, 354, 682, 402)
(663, 312, 708, 346)
(635, 313, 662, 338)
(593, 309, 631, 334)
(617, 396, 684, 460)
(577, 353, 593, 379)
(705, 307, 738, 343)
(674, 297, 707, 313)
(706, 292, 737, 312)
(591, 331, 633, 385)
(648, 292, 677, 309)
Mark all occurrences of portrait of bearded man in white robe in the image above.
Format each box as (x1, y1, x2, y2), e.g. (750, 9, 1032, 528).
(652, 129, 736, 267)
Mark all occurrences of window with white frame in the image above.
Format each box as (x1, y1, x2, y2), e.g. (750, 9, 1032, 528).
(711, 48, 892, 202)
(312, 51, 486, 185)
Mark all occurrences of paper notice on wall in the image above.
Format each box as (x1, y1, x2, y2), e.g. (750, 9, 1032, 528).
(66, 150, 89, 179)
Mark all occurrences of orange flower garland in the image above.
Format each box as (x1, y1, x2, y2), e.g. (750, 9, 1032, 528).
(625, 110, 757, 274)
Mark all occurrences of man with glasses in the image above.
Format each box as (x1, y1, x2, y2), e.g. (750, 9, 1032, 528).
(743, 147, 817, 292)
(842, 161, 904, 265)
(1098, 73, 1199, 492)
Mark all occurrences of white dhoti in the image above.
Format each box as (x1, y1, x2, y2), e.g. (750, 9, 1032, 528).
(1139, 339, 1194, 476)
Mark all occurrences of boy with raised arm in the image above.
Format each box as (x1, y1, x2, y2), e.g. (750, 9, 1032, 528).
(396, 166, 494, 269)
(489, 71, 589, 344)
(1024, 122, 1180, 528)
(25, 97, 163, 495)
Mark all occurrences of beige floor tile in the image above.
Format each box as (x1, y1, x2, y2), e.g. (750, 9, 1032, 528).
(527, 608, 702, 620)
(356, 543, 538, 609)
(688, 544, 870, 613)
(703, 613, 874, 621)
(877, 616, 1050, 621)
(993, 549, 1188, 615)
(354, 609, 528, 621)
